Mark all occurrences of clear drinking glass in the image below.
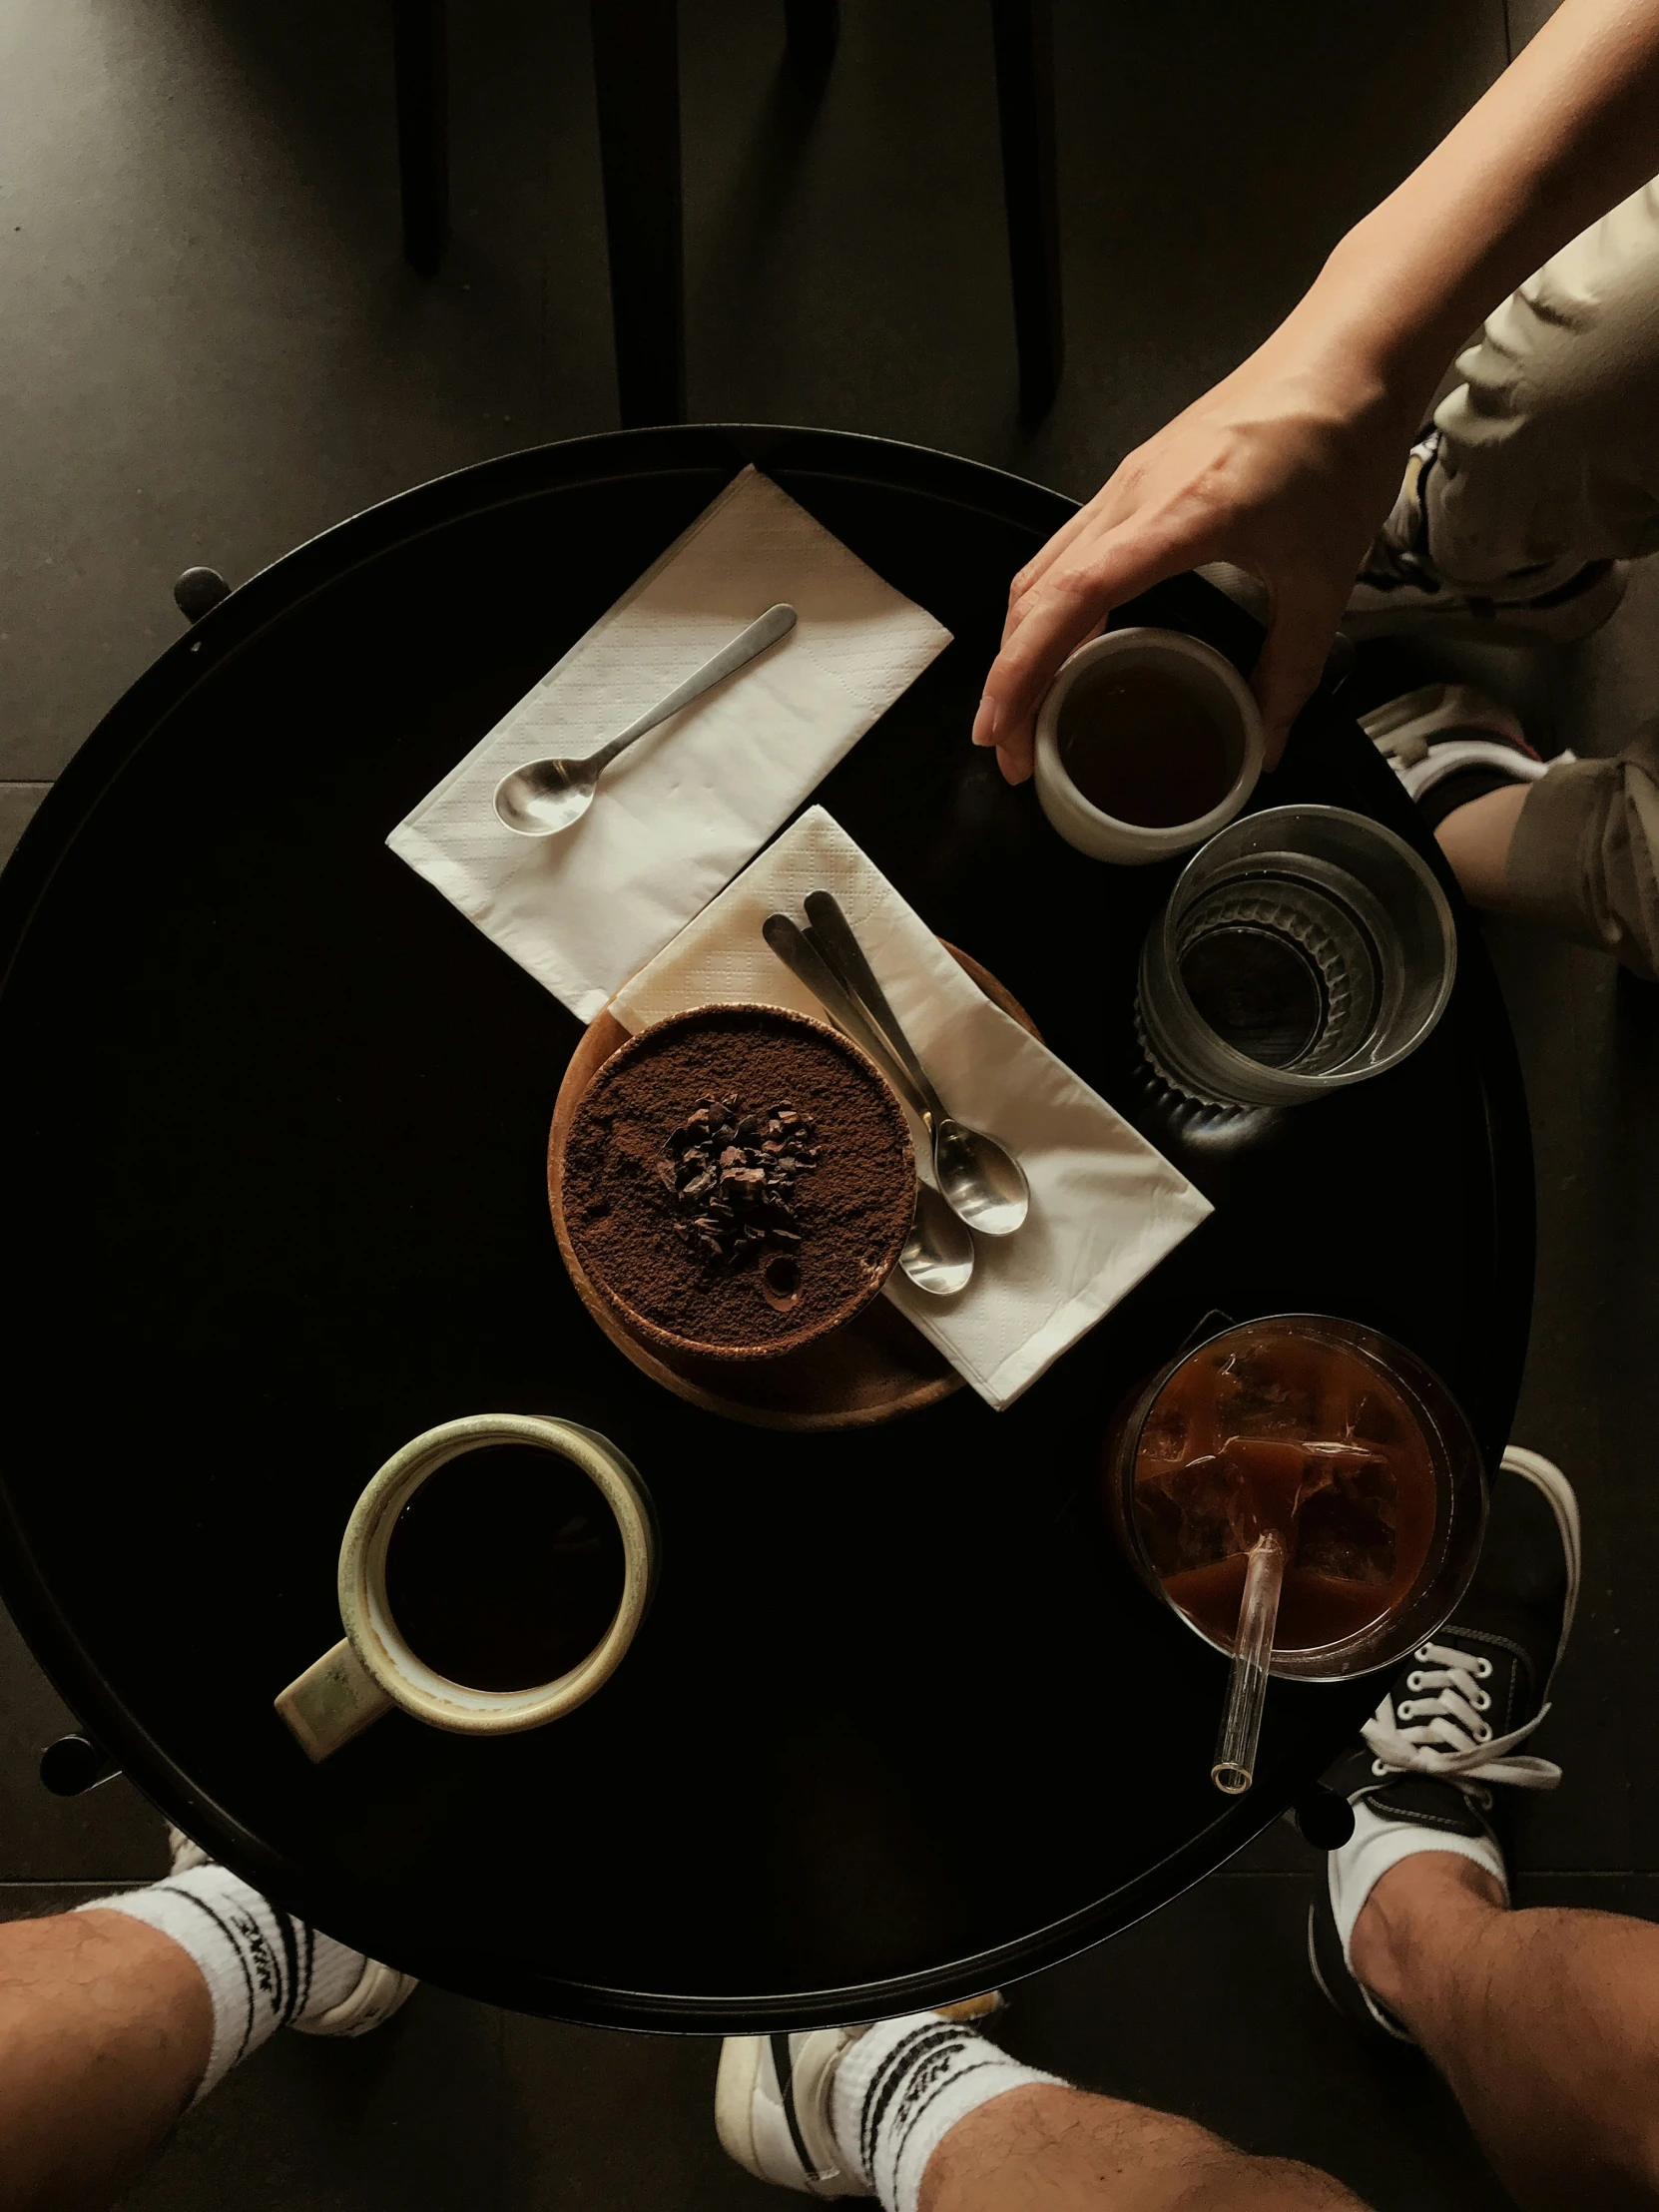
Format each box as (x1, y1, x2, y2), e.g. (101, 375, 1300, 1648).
(1137, 805, 1456, 1109)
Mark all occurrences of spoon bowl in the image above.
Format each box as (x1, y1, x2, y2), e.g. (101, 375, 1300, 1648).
(492, 603, 797, 839)
(900, 1183, 975, 1297)
(934, 1117, 1029, 1238)
(493, 758, 604, 837)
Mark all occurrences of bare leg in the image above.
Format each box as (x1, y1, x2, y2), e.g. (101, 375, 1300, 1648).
(1434, 784, 1529, 908)
(919, 2082, 1369, 2212)
(1352, 1853, 1659, 2209)
(0, 1908, 210, 2212)
(1437, 754, 1659, 976)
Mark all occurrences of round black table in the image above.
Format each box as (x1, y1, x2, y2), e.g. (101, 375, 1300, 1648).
(0, 424, 1532, 2030)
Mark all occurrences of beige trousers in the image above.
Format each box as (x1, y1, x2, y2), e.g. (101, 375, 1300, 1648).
(1427, 179, 1659, 977)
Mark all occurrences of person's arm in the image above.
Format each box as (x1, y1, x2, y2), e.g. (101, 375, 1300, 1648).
(975, 0, 1659, 783)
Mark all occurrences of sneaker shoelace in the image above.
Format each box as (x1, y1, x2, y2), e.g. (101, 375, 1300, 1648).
(1361, 1637, 1561, 1797)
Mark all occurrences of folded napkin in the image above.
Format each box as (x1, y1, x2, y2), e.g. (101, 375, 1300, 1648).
(609, 808, 1214, 1409)
(387, 466, 952, 1020)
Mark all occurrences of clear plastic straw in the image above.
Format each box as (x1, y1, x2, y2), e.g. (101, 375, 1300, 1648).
(1211, 1530, 1286, 1795)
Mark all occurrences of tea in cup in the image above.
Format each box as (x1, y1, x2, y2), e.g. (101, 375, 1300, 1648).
(1034, 627, 1264, 865)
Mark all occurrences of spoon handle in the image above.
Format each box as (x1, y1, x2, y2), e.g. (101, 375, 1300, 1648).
(590, 602, 797, 773)
(802, 891, 948, 1126)
(1211, 1531, 1286, 1796)
(762, 915, 932, 1121)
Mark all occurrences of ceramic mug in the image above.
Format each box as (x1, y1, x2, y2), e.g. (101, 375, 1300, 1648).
(275, 1413, 656, 1762)
(1034, 627, 1264, 865)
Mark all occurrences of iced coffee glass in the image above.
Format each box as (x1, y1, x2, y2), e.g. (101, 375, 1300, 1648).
(1105, 1315, 1487, 1681)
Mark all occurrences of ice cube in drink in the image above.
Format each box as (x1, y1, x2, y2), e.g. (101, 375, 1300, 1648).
(1292, 1441, 1398, 1587)
(1213, 1342, 1318, 1442)
(1135, 1452, 1252, 1579)
(1131, 1325, 1439, 1653)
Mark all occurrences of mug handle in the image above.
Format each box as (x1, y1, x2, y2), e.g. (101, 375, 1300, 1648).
(275, 1639, 392, 1762)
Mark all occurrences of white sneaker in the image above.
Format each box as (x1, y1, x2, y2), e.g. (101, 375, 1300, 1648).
(1359, 681, 1572, 810)
(715, 1995, 1004, 2197)
(289, 1955, 420, 2039)
(1346, 430, 1626, 643)
(165, 1827, 419, 2039)
(716, 2027, 872, 2197)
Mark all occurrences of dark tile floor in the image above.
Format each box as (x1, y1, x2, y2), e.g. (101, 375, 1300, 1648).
(5, 2, 1653, 2208)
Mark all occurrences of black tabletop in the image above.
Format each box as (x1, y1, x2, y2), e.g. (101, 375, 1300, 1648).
(0, 424, 1532, 2030)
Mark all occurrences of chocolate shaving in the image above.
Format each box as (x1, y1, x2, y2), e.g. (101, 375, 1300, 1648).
(660, 1094, 819, 1267)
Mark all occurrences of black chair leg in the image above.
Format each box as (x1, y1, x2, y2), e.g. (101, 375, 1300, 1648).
(784, 0, 839, 74)
(989, 0, 1063, 421)
(591, 0, 686, 427)
(394, 0, 449, 276)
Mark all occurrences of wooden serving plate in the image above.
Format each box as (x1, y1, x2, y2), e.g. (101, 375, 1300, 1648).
(547, 945, 1039, 1430)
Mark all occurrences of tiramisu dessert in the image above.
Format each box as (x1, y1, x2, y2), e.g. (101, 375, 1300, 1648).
(562, 1003, 915, 1358)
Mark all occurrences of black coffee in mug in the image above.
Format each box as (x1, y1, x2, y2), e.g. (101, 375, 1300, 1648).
(382, 1444, 627, 1692)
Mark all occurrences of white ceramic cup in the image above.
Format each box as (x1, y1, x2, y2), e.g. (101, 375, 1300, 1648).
(275, 1413, 656, 1762)
(1033, 626, 1265, 864)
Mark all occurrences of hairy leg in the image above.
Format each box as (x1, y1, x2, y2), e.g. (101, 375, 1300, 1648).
(1353, 1853, 1659, 2209)
(0, 1908, 210, 2212)
(918, 2082, 1370, 2212)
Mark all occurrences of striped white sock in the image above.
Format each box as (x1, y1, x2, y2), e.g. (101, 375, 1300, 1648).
(85, 1867, 365, 2100)
(829, 2011, 1062, 2212)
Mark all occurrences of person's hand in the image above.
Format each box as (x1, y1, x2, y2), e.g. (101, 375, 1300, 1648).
(971, 337, 1419, 782)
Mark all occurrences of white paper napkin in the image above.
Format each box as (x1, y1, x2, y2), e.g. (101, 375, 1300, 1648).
(610, 808, 1214, 1409)
(387, 466, 952, 1020)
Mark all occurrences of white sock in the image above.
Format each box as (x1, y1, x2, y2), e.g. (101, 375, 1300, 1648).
(830, 2011, 1063, 2212)
(85, 1866, 366, 2100)
(1329, 1794, 1509, 1965)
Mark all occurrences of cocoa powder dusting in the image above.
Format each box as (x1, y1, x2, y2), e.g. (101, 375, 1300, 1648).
(564, 1007, 915, 1350)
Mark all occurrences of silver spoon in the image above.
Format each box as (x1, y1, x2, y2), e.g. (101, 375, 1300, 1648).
(802, 891, 1030, 1237)
(899, 1183, 979, 1299)
(796, 919, 977, 1299)
(761, 913, 975, 1298)
(492, 602, 798, 837)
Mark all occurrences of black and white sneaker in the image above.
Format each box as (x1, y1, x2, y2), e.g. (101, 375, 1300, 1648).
(164, 1827, 419, 2039)
(1360, 682, 1573, 833)
(1308, 1446, 1581, 2047)
(714, 1996, 1004, 2197)
(716, 2025, 872, 2197)
(1346, 429, 1625, 643)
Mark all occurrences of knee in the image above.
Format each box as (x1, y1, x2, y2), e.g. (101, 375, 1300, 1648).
(1180, 2151, 1366, 2210)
